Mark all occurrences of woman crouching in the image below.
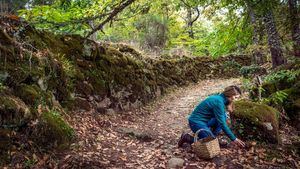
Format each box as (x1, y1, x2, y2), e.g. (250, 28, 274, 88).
(178, 85, 245, 148)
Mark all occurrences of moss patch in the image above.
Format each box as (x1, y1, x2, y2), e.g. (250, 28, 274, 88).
(35, 110, 74, 149)
(234, 101, 279, 125)
(232, 100, 279, 143)
(14, 84, 41, 105)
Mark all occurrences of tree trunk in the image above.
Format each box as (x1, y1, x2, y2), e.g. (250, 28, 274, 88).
(263, 10, 285, 68)
(89, 21, 97, 41)
(247, 2, 264, 64)
(289, 0, 300, 57)
(187, 8, 194, 39)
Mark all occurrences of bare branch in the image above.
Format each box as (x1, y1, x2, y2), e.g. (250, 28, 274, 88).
(191, 7, 200, 24)
(85, 0, 136, 38)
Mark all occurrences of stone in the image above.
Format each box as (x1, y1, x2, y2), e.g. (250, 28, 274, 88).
(167, 157, 184, 168)
(38, 77, 47, 91)
(33, 110, 74, 149)
(97, 97, 111, 108)
(232, 100, 280, 143)
(118, 127, 153, 142)
(0, 94, 31, 126)
(74, 97, 91, 111)
(75, 81, 94, 96)
(106, 108, 115, 115)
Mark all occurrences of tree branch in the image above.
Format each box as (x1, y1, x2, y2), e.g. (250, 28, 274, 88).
(180, 0, 191, 8)
(85, 0, 136, 38)
(31, 12, 110, 27)
(191, 7, 200, 24)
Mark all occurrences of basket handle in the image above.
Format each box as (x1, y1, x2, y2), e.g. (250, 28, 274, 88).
(194, 129, 215, 143)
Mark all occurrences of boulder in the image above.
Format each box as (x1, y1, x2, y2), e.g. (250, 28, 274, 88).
(118, 127, 153, 142)
(74, 97, 91, 111)
(0, 94, 32, 164)
(0, 94, 31, 127)
(232, 100, 280, 143)
(167, 157, 184, 168)
(33, 110, 74, 149)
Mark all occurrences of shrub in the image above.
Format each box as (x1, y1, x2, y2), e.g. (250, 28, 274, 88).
(240, 65, 265, 77)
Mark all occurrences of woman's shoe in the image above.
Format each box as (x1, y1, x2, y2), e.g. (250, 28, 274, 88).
(178, 132, 194, 147)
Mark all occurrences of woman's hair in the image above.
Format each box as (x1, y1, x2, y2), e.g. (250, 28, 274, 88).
(223, 85, 242, 97)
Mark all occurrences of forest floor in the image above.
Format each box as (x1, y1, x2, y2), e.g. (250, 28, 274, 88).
(54, 78, 299, 169)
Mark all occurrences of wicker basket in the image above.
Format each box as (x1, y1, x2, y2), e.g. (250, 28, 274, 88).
(192, 129, 220, 159)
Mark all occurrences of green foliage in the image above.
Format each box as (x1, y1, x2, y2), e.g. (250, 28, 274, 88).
(241, 78, 254, 91)
(264, 69, 300, 83)
(56, 54, 76, 78)
(222, 60, 242, 71)
(40, 109, 75, 144)
(135, 14, 169, 49)
(19, 0, 254, 57)
(17, 0, 294, 60)
(204, 17, 252, 58)
(262, 90, 289, 105)
(19, 0, 130, 35)
(240, 65, 262, 77)
(24, 158, 37, 168)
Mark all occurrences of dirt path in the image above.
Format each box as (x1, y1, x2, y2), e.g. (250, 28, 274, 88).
(57, 78, 298, 169)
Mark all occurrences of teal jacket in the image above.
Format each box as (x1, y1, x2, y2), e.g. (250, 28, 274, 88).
(188, 93, 236, 141)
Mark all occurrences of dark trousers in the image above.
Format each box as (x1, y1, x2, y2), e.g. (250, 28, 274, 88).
(189, 118, 222, 142)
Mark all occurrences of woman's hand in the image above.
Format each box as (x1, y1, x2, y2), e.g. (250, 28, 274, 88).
(233, 138, 245, 148)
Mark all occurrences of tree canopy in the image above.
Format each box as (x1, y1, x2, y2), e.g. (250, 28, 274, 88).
(8, 0, 299, 65)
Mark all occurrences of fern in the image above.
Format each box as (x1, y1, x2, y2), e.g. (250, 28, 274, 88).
(264, 69, 300, 83)
(262, 90, 288, 105)
(240, 65, 262, 77)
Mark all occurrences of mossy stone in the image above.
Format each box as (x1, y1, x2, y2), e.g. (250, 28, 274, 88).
(14, 84, 41, 105)
(0, 94, 31, 127)
(232, 100, 280, 143)
(35, 110, 74, 149)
